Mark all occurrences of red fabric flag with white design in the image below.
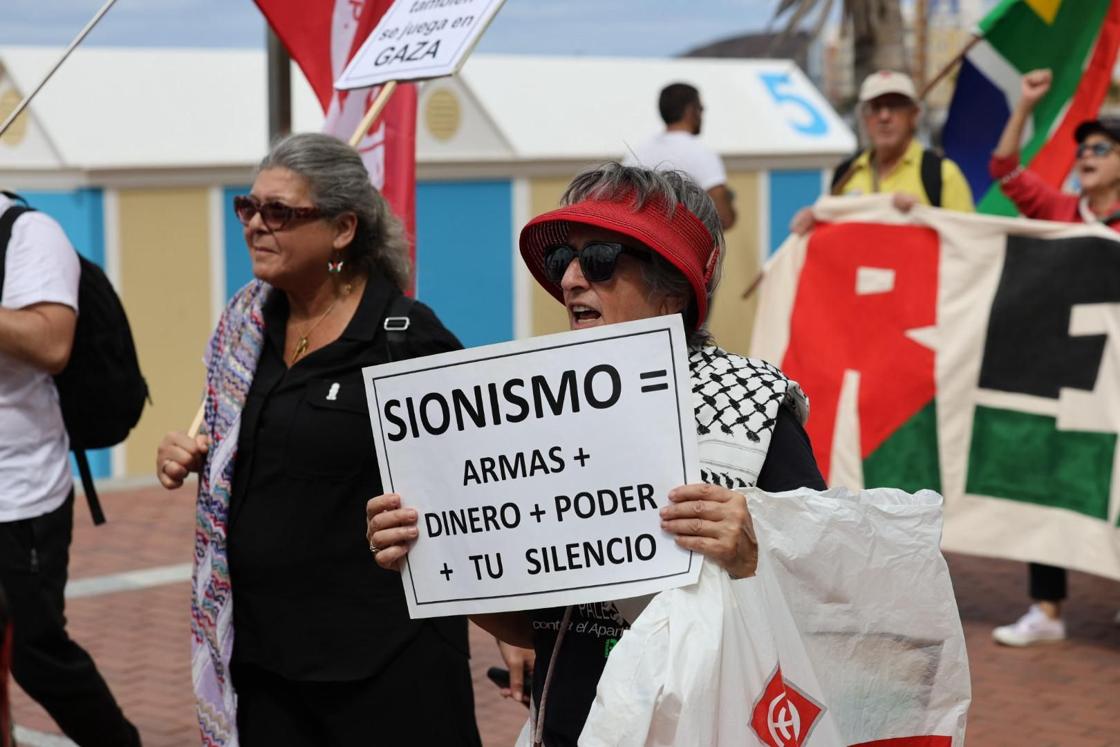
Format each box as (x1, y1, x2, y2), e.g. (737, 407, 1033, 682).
(255, 0, 418, 278)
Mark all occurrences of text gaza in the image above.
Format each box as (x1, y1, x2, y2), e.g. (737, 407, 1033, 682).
(374, 40, 441, 66)
(383, 365, 622, 441)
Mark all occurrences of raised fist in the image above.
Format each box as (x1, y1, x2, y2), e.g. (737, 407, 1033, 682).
(1021, 69, 1052, 106)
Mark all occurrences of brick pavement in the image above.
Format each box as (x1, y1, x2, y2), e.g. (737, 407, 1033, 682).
(9, 483, 1120, 746)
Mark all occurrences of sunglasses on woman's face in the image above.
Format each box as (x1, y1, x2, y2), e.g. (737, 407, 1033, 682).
(1076, 141, 1117, 159)
(233, 195, 323, 231)
(543, 242, 651, 285)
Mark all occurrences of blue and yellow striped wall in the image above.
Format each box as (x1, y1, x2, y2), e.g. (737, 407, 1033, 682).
(14, 166, 825, 479)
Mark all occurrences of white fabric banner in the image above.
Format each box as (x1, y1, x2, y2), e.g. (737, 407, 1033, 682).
(751, 196, 1120, 580)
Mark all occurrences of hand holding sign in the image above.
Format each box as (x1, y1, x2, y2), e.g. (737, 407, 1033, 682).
(366, 492, 417, 571)
(660, 483, 758, 579)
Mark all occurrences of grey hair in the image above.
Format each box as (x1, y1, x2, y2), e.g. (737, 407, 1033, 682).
(258, 132, 411, 291)
(560, 162, 725, 348)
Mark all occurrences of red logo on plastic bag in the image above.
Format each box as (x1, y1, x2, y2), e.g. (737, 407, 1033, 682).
(750, 667, 824, 747)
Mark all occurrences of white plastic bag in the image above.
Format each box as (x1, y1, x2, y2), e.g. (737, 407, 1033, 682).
(581, 487, 970, 747)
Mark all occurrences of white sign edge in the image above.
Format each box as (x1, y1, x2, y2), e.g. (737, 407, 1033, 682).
(361, 315, 703, 618)
(335, 0, 509, 91)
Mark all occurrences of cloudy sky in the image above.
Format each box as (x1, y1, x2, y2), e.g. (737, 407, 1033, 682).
(0, 0, 976, 57)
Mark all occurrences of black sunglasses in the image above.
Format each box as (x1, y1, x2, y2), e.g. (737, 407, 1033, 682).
(543, 242, 650, 285)
(1076, 141, 1116, 159)
(233, 195, 323, 230)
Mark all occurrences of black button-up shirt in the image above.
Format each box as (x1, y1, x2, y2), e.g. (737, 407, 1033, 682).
(228, 273, 465, 681)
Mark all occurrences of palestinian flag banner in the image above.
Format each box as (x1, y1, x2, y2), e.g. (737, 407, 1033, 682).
(941, 0, 1120, 216)
(751, 196, 1120, 580)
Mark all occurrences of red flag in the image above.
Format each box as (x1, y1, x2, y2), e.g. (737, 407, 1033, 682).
(255, 0, 418, 284)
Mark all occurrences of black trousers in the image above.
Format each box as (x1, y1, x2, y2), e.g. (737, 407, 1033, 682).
(1, 583, 11, 747)
(0, 494, 140, 747)
(1029, 562, 1067, 602)
(232, 624, 482, 747)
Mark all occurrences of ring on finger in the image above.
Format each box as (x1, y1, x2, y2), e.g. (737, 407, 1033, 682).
(369, 541, 379, 555)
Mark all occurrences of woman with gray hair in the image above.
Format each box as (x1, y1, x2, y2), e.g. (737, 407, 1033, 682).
(368, 162, 825, 746)
(156, 133, 481, 747)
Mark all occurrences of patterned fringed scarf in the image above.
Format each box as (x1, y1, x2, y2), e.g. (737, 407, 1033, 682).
(191, 280, 270, 747)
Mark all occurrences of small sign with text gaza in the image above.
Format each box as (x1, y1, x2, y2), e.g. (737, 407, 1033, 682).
(335, 0, 507, 90)
(362, 316, 701, 619)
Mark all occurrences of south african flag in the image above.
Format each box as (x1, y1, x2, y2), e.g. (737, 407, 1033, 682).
(941, 0, 1120, 215)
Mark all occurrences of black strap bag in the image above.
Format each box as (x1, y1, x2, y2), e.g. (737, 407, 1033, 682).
(0, 193, 149, 524)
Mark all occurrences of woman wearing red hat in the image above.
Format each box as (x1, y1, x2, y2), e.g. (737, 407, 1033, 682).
(367, 163, 826, 746)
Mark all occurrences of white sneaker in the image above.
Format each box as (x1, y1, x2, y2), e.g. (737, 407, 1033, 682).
(992, 604, 1066, 646)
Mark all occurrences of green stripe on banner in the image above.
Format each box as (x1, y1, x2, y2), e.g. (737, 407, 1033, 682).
(863, 400, 941, 494)
(966, 405, 1116, 519)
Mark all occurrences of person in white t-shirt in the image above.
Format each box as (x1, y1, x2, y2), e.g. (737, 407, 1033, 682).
(623, 82, 737, 230)
(0, 192, 139, 746)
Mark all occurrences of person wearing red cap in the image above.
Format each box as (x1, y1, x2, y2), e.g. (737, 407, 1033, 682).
(367, 163, 826, 746)
(989, 69, 1120, 647)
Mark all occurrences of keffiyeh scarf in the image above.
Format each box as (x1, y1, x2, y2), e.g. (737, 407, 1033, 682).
(191, 280, 270, 747)
(690, 346, 808, 489)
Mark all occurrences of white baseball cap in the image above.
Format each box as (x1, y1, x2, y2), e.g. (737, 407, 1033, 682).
(859, 70, 917, 103)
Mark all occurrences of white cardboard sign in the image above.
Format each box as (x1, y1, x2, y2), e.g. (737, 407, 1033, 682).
(335, 0, 507, 90)
(363, 316, 702, 618)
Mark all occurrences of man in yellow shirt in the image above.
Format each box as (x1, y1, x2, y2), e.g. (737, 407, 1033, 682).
(792, 70, 973, 233)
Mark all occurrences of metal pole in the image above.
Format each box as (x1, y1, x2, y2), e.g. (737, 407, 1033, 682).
(266, 28, 292, 142)
(915, 0, 928, 91)
(919, 35, 980, 101)
(0, 0, 119, 139)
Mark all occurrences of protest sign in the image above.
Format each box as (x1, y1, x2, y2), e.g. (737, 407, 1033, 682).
(363, 316, 701, 619)
(336, 0, 507, 91)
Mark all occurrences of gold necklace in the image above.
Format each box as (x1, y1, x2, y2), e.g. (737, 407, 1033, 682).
(291, 283, 351, 363)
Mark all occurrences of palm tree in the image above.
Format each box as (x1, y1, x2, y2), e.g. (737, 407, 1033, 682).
(773, 0, 907, 90)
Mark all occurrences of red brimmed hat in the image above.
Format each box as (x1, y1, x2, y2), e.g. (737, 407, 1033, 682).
(519, 195, 719, 329)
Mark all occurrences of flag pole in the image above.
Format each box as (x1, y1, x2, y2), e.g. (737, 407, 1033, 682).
(267, 28, 292, 142)
(919, 34, 981, 101)
(348, 80, 399, 147)
(187, 403, 206, 439)
(0, 0, 119, 138)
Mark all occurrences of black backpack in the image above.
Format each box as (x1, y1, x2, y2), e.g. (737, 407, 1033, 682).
(0, 193, 149, 525)
(830, 147, 944, 208)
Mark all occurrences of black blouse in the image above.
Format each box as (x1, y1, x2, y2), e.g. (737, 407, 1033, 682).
(227, 273, 466, 681)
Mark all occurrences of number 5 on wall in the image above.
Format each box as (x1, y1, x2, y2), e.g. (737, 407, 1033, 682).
(759, 71, 828, 137)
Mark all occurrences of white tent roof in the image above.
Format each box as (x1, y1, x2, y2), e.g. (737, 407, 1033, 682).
(0, 46, 853, 177)
(451, 55, 854, 161)
(0, 47, 322, 171)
